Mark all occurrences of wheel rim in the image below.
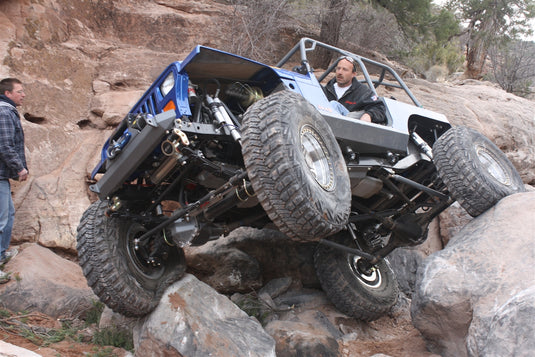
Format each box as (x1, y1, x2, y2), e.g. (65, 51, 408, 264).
(348, 255, 382, 289)
(125, 224, 165, 281)
(300, 125, 335, 191)
(476, 146, 511, 185)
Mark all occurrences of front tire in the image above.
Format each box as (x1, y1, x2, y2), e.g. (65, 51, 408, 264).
(432, 126, 525, 217)
(76, 200, 186, 317)
(314, 232, 399, 321)
(241, 90, 351, 241)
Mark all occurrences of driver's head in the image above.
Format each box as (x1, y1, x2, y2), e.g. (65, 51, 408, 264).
(335, 57, 357, 88)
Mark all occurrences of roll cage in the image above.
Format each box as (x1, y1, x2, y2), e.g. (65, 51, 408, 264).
(276, 37, 423, 107)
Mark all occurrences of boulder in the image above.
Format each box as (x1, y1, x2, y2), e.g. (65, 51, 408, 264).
(411, 192, 535, 357)
(265, 319, 340, 357)
(133, 274, 276, 357)
(0, 243, 97, 318)
(185, 227, 319, 292)
(478, 286, 535, 356)
(387, 218, 444, 297)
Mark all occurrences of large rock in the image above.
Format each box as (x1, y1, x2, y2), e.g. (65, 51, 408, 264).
(185, 227, 319, 292)
(387, 218, 444, 297)
(133, 274, 276, 357)
(0, 243, 97, 318)
(411, 192, 535, 357)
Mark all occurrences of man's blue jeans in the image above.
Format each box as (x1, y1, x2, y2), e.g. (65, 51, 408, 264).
(0, 179, 15, 259)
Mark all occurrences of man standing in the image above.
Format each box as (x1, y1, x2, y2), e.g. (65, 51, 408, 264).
(323, 56, 387, 124)
(0, 78, 27, 283)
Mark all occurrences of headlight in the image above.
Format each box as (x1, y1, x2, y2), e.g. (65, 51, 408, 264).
(160, 72, 175, 97)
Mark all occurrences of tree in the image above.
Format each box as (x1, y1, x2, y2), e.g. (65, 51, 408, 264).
(311, 0, 435, 68)
(373, 0, 433, 38)
(311, 0, 350, 69)
(226, 0, 290, 62)
(447, 0, 535, 78)
(488, 40, 535, 96)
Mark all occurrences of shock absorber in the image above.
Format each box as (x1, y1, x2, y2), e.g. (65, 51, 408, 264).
(410, 131, 433, 160)
(205, 94, 242, 142)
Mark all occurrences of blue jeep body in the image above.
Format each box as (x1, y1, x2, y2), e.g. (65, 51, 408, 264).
(91, 39, 450, 187)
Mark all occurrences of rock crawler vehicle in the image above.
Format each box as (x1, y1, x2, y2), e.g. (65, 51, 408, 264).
(77, 38, 525, 321)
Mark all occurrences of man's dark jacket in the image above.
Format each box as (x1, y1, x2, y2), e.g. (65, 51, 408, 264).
(0, 95, 27, 180)
(323, 77, 387, 124)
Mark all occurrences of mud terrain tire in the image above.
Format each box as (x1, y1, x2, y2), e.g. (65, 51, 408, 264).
(241, 90, 351, 241)
(76, 200, 186, 317)
(314, 232, 399, 321)
(433, 126, 525, 217)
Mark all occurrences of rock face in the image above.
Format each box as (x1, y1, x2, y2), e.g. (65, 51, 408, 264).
(411, 192, 535, 357)
(0, 0, 234, 253)
(133, 274, 276, 357)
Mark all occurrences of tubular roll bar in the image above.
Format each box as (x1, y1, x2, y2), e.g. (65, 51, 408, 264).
(276, 38, 423, 108)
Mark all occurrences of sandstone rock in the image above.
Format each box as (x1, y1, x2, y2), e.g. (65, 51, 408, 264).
(10, 129, 109, 252)
(265, 319, 339, 357)
(186, 244, 263, 294)
(411, 192, 535, 357)
(477, 286, 535, 356)
(259, 277, 293, 299)
(0, 243, 97, 318)
(90, 90, 145, 127)
(437, 202, 473, 246)
(186, 227, 319, 292)
(388, 218, 444, 296)
(133, 274, 276, 357)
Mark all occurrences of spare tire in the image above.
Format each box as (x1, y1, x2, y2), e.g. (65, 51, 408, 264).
(241, 90, 351, 241)
(432, 126, 525, 217)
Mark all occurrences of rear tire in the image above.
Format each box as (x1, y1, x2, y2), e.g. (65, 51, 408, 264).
(314, 232, 399, 321)
(76, 200, 186, 317)
(433, 126, 525, 217)
(241, 90, 351, 241)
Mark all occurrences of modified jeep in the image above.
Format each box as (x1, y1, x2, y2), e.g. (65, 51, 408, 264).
(77, 38, 525, 321)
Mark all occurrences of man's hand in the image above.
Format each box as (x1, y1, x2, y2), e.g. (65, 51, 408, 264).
(360, 113, 372, 122)
(18, 168, 28, 181)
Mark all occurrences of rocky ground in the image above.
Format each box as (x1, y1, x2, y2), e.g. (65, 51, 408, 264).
(0, 303, 430, 357)
(2, 192, 533, 356)
(0, 239, 437, 357)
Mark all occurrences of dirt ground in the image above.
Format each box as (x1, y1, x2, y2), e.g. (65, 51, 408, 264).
(339, 316, 438, 357)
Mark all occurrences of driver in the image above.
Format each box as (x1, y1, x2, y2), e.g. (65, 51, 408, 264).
(323, 56, 387, 124)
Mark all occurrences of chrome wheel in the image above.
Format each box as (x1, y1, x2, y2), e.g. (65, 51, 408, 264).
(301, 124, 335, 191)
(349, 256, 382, 289)
(476, 146, 510, 185)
